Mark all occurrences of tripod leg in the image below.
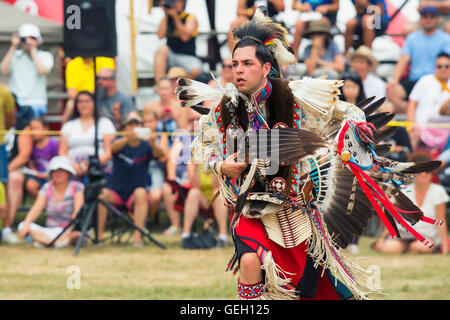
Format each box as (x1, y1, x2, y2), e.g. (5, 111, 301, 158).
(99, 199, 166, 249)
(47, 219, 75, 247)
(73, 200, 98, 256)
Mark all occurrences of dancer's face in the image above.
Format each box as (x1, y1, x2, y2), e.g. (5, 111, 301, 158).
(232, 46, 270, 95)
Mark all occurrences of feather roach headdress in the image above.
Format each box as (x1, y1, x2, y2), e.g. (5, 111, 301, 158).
(232, 7, 296, 77)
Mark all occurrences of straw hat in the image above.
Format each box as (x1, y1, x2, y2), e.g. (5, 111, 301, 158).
(348, 45, 379, 67)
(304, 19, 331, 38)
(167, 66, 187, 79)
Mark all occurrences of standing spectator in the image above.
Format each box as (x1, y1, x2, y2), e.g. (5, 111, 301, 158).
(344, 0, 389, 55)
(373, 153, 448, 255)
(59, 91, 116, 179)
(18, 156, 84, 248)
(0, 24, 54, 119)
(154, 0, 203, 82)
(406, 52, 450, 152)
(291, 0, 339, 58)
(302, 19, 344, 78)
(349, 45, 387, 103)
(386, 6, 450, 113)
(142, 110, 169, 220)
(228, 0, 286, 52)
(62, 56, 116, 123)
(97, 112, 164, 247)
(96, 67, 135, 130)
(0, 85, 15, 220)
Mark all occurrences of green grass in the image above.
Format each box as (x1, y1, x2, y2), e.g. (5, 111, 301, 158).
(0, 235, 449, 300)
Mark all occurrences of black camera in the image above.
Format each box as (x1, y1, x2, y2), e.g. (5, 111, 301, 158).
(163, 0, 175, 9)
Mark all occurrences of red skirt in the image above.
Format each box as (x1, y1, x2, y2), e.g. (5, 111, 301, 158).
(231, 212, 352, 300)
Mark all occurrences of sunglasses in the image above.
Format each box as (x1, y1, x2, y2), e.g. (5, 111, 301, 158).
(98, 76, 114, 80)
(436, 64, 450, 69)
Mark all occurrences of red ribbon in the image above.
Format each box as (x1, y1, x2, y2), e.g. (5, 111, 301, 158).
(337, 120, 435, 248)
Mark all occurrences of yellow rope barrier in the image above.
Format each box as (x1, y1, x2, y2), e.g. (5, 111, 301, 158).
(1, 121, 450, 137)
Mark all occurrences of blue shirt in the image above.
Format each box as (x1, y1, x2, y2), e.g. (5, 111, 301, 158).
(109, 140, 154, 199)
(352, 0, 389, 20)
(402, 29, 450, 81)
(302, 0, 333, 11)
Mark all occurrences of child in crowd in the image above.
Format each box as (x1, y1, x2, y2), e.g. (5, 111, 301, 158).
(18, 156, 84, 248)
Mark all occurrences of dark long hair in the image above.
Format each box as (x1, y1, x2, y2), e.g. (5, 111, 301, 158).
(339, 71, 366, 104)
(70, 90, 95, 120)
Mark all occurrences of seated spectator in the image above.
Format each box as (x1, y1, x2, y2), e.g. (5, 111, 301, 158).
(18, 156, 84, 248)
(344, 0, 389, 55)
(154, 0, 203, 82)
(378, 101, 412, 163)
(373, 153, 448, 255)
(386, 7, 450, 113)
(204, 57, 235, 108)
(142, 110, 169, 220)
(0, 84, 15, 220)
(418, 0, 450, 33)
(6, 117, 59, 236)
(144, 77, 187, 130)
(96, 67, 135, 130)
(291, 0, 339, 58)
(2, 125, 33, 244)
(62, 56, 116, 123)
(97, 112, 164, 247)
(406, 52, 450, 153)
(349, 45, 387, 103)
(228, 0, 286, 52)
(162, 109, 229, 247)
(303, 19, 344, 78)
(339, 71, 367, 105)
(25, 118, 59, 196)
(0, 24, 54, 120)
(59, 91, 116, 179)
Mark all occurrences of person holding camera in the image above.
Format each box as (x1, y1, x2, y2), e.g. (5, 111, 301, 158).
(154, 0, 203, 82)
(0, 24, 54, 119)
(96, 112, 164, 248)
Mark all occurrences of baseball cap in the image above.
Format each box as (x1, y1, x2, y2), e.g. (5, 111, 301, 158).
(18, 23, 43, 44)
(123, 111, 143, 125)
(47, 156, 76, 175)
(419, 6, 440, 16)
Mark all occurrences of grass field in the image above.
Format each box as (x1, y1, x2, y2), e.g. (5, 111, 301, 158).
(0, 235, 448, 300)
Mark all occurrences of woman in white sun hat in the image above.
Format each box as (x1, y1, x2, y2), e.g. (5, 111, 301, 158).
(18, 156, 85, 248)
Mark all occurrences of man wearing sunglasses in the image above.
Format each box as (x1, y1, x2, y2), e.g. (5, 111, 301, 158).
(407, 51, 450, 151)
(96, 68, 135, 130)
(387, 6, 450, 113)
(0, 24, 53, 120)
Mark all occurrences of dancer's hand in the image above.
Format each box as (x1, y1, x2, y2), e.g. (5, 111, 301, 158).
(221, 153, 248, 179)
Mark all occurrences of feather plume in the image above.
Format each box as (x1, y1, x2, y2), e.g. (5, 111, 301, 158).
(289, 77, 343, 115)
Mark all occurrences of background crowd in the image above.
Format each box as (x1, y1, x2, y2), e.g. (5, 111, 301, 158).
(0, 0, 449, 254)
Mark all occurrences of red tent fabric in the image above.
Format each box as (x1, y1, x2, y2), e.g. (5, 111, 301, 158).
(2, 0, 63, 24)
(385, 0, 411, 48)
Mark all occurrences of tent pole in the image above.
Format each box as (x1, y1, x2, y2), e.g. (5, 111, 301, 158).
(130, 0, 138, 95)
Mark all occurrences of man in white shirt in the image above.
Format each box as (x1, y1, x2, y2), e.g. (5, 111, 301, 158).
(0, 24, 54, 120)
(407, 52, 450, 151)
(349, 46, 387, 105)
